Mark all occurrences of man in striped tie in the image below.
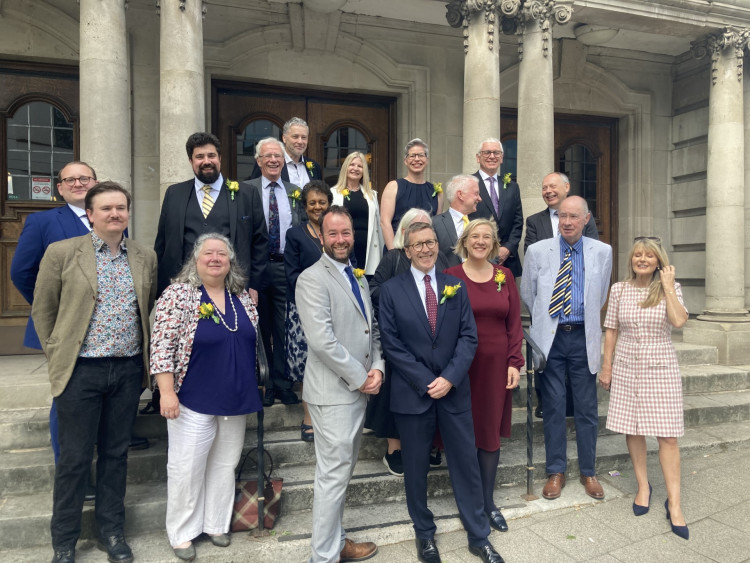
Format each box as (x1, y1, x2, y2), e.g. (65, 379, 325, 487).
(521, 196, 612, 501)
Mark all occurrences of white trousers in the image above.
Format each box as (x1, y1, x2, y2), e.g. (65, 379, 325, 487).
(165, 404, 247, 546)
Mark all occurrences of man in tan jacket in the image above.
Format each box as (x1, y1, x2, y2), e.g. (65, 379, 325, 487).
(33, 182, 157, 563)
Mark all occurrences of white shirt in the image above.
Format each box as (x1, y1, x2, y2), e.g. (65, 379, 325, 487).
(549, 208, 560, 238)
(193, 174, 224, 208)
(410, 265, 438, 317)
(478, 170, 499, 200)
(261, 176, 293, 252)
(323, 253, 353, 283)
(448, 207, 466, 238)
(67, 203, 91, 231)
(285, 150, 312, 188)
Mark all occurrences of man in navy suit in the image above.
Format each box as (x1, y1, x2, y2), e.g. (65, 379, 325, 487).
(249, 117, 323, 184)
(469, 138, 523, 278)
(11, 161, 97, 462)
(379, 222, 504, 563)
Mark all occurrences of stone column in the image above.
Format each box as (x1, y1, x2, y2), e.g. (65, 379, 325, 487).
(515, 1, 572, 221)
(684, 27, 750, 364)
(745, 64, 750, 309)
(159, 0, 206, 199)
(79, 0, 131, 191)
(447, 1, 501, 174)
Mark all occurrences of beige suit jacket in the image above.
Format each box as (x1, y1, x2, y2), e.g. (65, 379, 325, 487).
(32, 233, 157, 397)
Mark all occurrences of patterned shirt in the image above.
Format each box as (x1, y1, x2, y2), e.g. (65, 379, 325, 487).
(558, 235, 585, 325)
(79, 232, 142, 358)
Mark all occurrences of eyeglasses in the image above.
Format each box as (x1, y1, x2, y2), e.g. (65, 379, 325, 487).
(479, 150, 503, 157)
(634, 236, 662, 244)
(406, 152, 427, 160)
(60, 176, 94, 187)
(260, 153, 283, 160)
(407, 239, 437, 251)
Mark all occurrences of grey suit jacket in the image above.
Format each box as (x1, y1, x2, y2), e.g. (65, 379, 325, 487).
(524, 207, 599, 252)
(32, 234, 157, 396)
(432, 210, 461, 268)
(296, 255, 385, 406)
(520, 236, 612, 375)
(243, 177, 303, 238)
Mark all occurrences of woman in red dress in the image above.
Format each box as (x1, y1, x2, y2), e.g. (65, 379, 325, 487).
(445, 218, 523, 533)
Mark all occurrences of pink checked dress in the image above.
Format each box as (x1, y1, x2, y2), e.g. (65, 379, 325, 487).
(604, 282, 686, 437)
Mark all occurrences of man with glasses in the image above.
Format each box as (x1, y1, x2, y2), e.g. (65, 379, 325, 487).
(249, 117, 322, 184)
(470, 138, 523, 278)
(379, 222, 505, 563)
(244, 137, 304, 406)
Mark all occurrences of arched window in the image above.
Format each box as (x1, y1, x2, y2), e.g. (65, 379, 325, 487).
(6, 101, 74, 201)
(559, 143, 598, 212)
(236, 118, 281, 181)
(322, 125, 372, 186)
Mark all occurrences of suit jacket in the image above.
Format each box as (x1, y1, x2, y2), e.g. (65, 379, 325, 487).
(11, 205, 92, 348)
(524, 207, 599, 252)
(469, 171, 523, 277)
(378, 270, 478, 415)
(432, 210, 462, 268)
(243, 177, 304, 256)
(249, 156, 323, 183)
(520, 236, 612, 375)
(32, 234, 157, 396)
(296, 255, 385, 406)
(154, 179, 268, 296)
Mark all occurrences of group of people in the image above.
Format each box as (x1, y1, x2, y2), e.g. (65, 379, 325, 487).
(10, 120, 690, 563)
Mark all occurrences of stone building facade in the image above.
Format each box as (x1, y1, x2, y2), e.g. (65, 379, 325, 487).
(1, 0, 749, 360)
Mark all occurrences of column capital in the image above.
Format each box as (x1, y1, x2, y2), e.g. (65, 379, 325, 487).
(516, 1, 573, 60)
(156, 0, 207, 18)
(446, 0, 502, 54)
(78, 0, 129, 8)
(691, 26, 750, 85)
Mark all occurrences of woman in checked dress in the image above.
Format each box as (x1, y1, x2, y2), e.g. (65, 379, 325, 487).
(598, 237, 689, 539)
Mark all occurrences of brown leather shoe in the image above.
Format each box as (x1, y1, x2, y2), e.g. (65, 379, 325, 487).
(542, 473, 566, 499)
(340, 538, 378, 562)
(580, 475, 605, 499)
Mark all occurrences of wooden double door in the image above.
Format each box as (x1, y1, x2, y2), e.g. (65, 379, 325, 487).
(212, 81, 396, 192)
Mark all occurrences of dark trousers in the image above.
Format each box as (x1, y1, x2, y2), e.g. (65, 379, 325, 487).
(542, 328, 598, 476)
(50, 399, 60, 463)
(51, 356, 142, 549)
(259, 260, 291, 391)
(395, 403, 490, 548)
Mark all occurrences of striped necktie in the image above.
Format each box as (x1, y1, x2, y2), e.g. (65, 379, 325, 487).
(201, 185, 214, 218)
(549, 247, 572, 318)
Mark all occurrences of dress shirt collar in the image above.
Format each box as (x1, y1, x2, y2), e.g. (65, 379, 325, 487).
(194, 174, 224, 195)
(478, 169, 498, 185)
(91, 231, 126, 255)
(410, 265, 437, 287)
(284, 149, 304, 166)
(261, 175, 284, 190)
(559, 234, 584, 255)
(68, 203, 92, 231)
(323, 252, 351, 279)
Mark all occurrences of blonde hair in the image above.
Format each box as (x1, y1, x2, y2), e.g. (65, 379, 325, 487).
(333, 152, 373, 199)
(454, 218, 501, 261)
(624, 238, 670, 308)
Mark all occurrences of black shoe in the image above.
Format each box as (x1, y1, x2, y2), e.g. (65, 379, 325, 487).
(301, 422, 314, 442)
(277, 389, 300, 405)
(51, 548, 75, 563)
(383, 449, 404, 476)
(97, 535, 133, 563)
(487, 509, 508, 532)
(469, 543, 505, 563)
(415, 538, 440, 563)
(429, 448, 442, 468)
(129, 435, 149, 450)
(84, 483, 96, 503)
(534, 405, 543, 419)
(262, 388, 275, 407)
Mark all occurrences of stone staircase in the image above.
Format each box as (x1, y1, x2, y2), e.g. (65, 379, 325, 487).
(1, 343, 750, 561)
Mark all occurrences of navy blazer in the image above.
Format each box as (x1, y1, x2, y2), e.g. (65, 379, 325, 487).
(11, 205, 91, 348)
(378, 270, 478, 415)
(469, 172, 523, 277)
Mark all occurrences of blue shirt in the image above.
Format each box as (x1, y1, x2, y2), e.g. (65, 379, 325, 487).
(558, 236, 585, 324)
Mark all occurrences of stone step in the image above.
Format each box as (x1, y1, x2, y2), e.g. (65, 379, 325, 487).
(3, 389, 749, 497)
(1, 419, 748, 551)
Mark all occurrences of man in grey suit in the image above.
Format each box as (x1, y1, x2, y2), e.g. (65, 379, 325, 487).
(243, 137, 303, 406)
(433, 174, 482, 268)
(521, 196, 612, 502)
(296, 205, 384, 563)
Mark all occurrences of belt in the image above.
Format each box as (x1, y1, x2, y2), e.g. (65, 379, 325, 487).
(269, 253, 284, 262)
(558, 323, 584, 332)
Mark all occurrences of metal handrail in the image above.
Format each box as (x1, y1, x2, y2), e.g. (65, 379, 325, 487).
(522, 328, 546, 500)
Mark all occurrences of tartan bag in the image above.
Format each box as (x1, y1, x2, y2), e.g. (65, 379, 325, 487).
(231, 449, 283, 531)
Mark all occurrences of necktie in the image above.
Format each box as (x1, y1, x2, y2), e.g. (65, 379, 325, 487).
(549, 247, 573, 318)
(488, 176, 499, 216)
(268, 182, 281, 253)
(201, 185, 214, 218)
(462, 215, 469, 229)
(424, 274, 438, 335)
(344, 266, 368, 320)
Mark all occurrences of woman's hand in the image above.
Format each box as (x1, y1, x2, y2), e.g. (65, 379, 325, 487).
(598, 365, 612, 391)
(660, 264, 677, 290)
(160, 391, 181, 419)
(506, 367, 520, 389)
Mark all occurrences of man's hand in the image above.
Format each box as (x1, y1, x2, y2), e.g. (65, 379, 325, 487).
(497, 247, 511, 263)
(247, 287, 259, 305)
(359, 369, 383, 394)
(427, 376, 453, 399)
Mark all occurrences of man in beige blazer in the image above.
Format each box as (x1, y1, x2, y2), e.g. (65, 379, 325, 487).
(33, 182, 157, 563)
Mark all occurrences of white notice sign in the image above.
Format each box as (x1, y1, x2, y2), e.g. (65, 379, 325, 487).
(32, 177, 53, 201)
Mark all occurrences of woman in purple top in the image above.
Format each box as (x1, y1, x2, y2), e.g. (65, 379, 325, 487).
(150, 233, 262, 561)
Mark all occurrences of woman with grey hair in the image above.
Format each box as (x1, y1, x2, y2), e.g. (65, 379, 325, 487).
(380, 138, 443, 250)
(150, 233, 262, 561)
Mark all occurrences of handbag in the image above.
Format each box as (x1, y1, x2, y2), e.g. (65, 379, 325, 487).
(231, 447, 282, 531)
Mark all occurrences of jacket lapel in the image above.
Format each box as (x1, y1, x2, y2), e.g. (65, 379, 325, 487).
(404, 272, 435, 339)
(434, 273, 449, 339)
(475, 172, 499, 221)
(542, 212, 554, 239)
(323, 258, 366, 321)
(125, 239, 145, 309)
(59, 205, 89, 238)
(224, 181, 239, 243)
(284, 180, 301, 226)
(76, 236, 98, 295)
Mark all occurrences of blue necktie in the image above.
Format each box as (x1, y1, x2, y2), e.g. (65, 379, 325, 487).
(345, 266, 368, 321)
(268, 182, 281, 253)
(549, 247, 573, 318)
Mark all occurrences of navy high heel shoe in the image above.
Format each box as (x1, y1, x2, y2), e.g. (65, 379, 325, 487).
(632, 483, 652, 516)
(665, 499, 689, 540)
